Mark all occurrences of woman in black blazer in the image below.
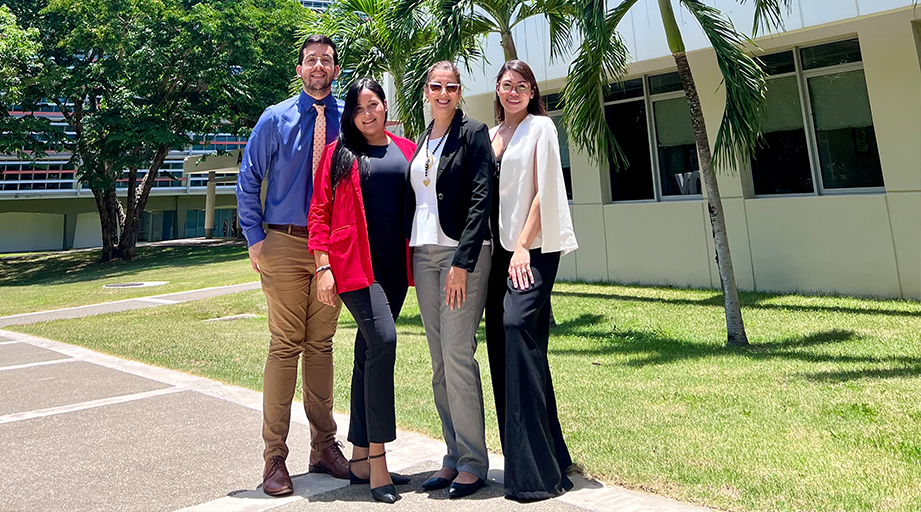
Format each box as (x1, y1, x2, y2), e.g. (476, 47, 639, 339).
(404, 61, 494, 499)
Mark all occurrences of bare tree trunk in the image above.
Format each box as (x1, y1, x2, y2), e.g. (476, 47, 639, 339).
(93, 187, 121, 262)
(500, 31, 518, 61)
(674, 52, 748, 347)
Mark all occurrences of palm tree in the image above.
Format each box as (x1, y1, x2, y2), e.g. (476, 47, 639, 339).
(298, 0, 483, 138)
(391, 0, 577, 137)
(563, 0, 791, 346)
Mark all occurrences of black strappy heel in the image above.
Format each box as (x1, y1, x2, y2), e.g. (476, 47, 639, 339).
(368, 452, 398, 503)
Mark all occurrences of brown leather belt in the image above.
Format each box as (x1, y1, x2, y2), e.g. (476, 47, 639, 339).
(267, 224, 309, 236)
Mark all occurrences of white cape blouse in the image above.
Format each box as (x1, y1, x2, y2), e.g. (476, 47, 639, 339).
(490, 114, 578, 256)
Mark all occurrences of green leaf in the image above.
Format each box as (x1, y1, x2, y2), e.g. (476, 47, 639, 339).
(681, 0, 768, 171)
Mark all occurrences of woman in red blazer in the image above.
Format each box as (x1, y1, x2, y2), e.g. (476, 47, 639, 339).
(308, 78, 415, 504)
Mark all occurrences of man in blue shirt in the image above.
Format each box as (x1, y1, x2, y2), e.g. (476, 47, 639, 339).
(236, 34, 348, 496)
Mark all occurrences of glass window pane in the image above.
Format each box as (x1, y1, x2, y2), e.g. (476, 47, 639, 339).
(807, 70, 883, 189)
(605, 100, 654, 201)
(549, 116, 573, 200)
(542, 93, 564, 112)
(800, 39, 862, 70)
(648, 72, 683, 95)
(759, 51, 796, 75)
(653, 97, 700, 196)
(604, 78, 644, 102)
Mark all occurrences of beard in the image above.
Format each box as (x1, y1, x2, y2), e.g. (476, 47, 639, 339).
(302, 72, 333, 95)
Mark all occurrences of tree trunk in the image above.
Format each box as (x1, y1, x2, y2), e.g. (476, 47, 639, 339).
(674, 52, 748, 347)
(500, 30, 518, 61)
(93, 187, 121, 262)
(115, 146, 170, 260)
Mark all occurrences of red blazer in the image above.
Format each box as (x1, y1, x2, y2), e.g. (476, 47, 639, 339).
(308, 132, 416, 294)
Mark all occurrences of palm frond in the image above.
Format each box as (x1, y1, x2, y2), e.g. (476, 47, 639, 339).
(515, 0, 578, 60)
(681, 0, 767, 171)
(396, 0, 485, 138)
(737, 0, 792, 36)
(561, 0, 638, 168)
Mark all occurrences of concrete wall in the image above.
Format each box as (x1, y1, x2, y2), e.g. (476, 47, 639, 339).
(462, 6, 921, 299)
(0, 213, 63, 253)
(0, 191, 239, 253)
(73, 213, 102, 249)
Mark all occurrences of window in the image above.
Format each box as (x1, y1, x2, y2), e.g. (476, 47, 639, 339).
(542, 93, 573, 200)
(752, 38, 883, 195)
(604, 72, 699, 201)
(604, 78, 654, 201)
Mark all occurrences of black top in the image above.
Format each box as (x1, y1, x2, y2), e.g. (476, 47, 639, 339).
(404, 110, 496, 272)
(363, 141, 407, 222)
(490, 155, 501, 244)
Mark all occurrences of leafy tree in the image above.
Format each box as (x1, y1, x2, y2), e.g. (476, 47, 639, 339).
(9, 0, 302, 261)
(562, 0, 791, 346)
(0, 4, 56, 158)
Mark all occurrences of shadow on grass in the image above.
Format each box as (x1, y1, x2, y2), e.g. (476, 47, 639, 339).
(550, 319, 921, 382)
(0, 244, 249, 288)
(551, 289, 921, 318)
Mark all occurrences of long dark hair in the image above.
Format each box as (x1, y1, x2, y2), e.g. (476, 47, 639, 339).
(494, 60, 547, 123)
(330, 78, 388, 191)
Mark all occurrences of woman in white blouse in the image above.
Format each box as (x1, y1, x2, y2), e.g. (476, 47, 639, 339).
(404, 61, 495, 499)
(485, 59, 578, 501)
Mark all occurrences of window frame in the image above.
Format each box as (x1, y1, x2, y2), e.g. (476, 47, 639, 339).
(541, 94, 575, 203)
(603, 73, 704, 203)
(755, 38, 885, 197)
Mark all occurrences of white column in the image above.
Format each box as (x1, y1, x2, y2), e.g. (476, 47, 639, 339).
(204, 171, 216, 239)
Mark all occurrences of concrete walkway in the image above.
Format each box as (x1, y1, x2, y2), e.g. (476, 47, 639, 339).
(0, 288, 712, 512)
(0, 282, 262, 328)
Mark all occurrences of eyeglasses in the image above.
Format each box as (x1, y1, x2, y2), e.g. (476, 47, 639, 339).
(498, 81, 531, 95)
(428, 82, 461, 93)
(302, 55, 335, 68)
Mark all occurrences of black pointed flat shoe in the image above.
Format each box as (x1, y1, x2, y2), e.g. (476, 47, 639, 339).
(421, 476, 452, 491)
(448, 477, 485, 499)
(371, 483, 398, 503)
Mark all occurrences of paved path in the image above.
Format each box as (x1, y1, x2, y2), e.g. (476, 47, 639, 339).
(0, 287, 712, 512)
(0, 282, 262, 328)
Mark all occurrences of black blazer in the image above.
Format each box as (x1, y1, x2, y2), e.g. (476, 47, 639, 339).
(404, 110, 495, 272)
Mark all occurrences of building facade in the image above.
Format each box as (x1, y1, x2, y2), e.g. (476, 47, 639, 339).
(0, 108, 243, 252)
(460, 0, 920, 300)
(3, 1, 918, 301)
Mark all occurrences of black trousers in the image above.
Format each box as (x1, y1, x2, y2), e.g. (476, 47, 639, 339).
(338, 220, 407, 447)
(485, 247, 572, 500)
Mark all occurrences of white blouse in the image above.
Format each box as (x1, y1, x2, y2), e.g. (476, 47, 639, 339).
(409, 135, 458, 248)
(490, 114, 578, 256)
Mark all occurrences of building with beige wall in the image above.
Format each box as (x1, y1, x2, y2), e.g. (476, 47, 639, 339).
(460, 1, 920, 300)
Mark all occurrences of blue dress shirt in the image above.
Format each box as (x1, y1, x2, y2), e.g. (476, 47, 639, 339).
(236, 91, 343, 246)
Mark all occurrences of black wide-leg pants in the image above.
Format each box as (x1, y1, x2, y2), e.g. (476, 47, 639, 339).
(338, 220, 407, 447)
(485, 247, 573, 501)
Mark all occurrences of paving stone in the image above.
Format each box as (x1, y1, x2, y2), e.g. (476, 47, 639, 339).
(0, 342, 70, 368)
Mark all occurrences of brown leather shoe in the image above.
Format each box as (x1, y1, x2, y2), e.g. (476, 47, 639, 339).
(308, 441, 349, 479)
(262, 455, 293, 496)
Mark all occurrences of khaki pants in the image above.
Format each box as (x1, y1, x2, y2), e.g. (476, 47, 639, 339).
(259, 229, 342, 463)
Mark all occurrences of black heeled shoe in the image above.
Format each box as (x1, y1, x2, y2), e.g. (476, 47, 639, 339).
(368, 453, 399, 503)
(448, 477, 485, 499)
(349, 457, 411, 485)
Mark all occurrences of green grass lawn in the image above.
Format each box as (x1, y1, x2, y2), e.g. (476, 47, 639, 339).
(0, 243, 255, 316)
(10, 283, 921, 512)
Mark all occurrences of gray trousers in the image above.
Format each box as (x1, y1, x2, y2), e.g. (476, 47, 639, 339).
(413, 244, 491, 479)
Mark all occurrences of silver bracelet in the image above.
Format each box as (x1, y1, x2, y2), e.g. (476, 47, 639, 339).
(316, 264, 331, 273)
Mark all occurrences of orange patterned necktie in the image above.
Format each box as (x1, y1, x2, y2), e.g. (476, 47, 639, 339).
(312, 102, 326, 179)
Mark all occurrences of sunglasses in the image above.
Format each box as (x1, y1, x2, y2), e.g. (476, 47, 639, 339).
(428, 82, 461, 93)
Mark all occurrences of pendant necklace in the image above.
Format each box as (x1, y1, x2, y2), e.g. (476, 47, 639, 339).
(423, 123, 447, 187)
